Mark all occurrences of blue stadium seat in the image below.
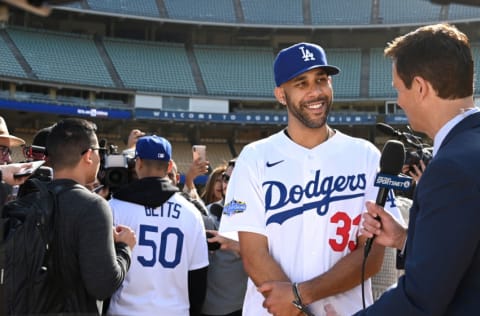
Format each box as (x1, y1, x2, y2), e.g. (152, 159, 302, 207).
(379, 0, 441, 24)
(103, 38, 197, 94)
(164, 0, 236, 23)
(241, 0, 303, 25)
(311, 0, 371, 25)
(448, 3, 480, 20)
(53, 0, 480, 27)
(194, 45, 275, 97)
(369, 48, 395, 98)
(0, 34, 27, 78)
(7, 27, 114, 88)
(87, 0, 160, 18)
(326, 48, 362, 98)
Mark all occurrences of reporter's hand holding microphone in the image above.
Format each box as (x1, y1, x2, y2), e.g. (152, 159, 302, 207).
(361, 201, 407, 251)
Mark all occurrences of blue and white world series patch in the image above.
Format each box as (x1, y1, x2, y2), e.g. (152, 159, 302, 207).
(223, 199, 247, 216)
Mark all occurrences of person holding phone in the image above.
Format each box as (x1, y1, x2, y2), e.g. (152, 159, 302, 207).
(183, 145, 209, 200)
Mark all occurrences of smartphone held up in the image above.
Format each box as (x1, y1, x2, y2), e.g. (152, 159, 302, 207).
(192, 145, 207, 162)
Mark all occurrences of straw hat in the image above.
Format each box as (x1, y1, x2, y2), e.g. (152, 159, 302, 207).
(0, 116, 25, 147)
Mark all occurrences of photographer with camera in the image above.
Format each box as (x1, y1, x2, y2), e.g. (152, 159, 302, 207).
(107, 135, 209, 316)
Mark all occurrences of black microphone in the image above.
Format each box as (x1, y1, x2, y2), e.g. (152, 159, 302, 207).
(209, 202, 224, 221)
(364, 140, 405, 257)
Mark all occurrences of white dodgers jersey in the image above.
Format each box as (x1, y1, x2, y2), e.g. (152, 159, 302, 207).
(108, 192, 209, 316)
(219, 130, 404, 316)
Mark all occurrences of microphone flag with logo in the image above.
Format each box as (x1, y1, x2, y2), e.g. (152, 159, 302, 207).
(365, 140, 407, 257)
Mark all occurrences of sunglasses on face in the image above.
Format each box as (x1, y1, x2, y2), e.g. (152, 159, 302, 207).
(0, 145, 11, 157)
(80, 146, 101, 156)
(221, 172, 230, 183)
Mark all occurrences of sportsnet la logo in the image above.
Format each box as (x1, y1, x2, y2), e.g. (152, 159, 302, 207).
(299, 46, 315, 62)
(374, 173, 413, 191)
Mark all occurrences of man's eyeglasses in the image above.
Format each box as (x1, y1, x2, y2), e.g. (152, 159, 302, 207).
(81, 146, 101, 156)
(0, 145, 11, 156)
(221, 172, 230, 183)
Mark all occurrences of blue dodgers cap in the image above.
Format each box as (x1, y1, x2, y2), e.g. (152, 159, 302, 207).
(274, 42, 340, 87)
(135, 135, 172, 161)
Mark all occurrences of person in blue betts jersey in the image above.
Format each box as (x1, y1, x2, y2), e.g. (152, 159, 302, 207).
(326, 23, 480, 316)
(219, 42, 405, 316)
(108, 135, 209, 316)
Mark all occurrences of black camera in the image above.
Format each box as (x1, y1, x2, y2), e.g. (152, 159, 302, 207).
(98, 141, 135, 191)
(376, 122, 433, 173)
(20, 145, 53, 181)
(404, 147, 433, 173)
(206, 232, 221, 251)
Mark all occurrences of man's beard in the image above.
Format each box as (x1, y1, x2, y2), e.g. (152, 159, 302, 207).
(285, 95, 332, 129)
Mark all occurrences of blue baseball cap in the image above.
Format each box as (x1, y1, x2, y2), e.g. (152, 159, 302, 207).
(135, 135, 172, 161)
(274, 42, 340, 87)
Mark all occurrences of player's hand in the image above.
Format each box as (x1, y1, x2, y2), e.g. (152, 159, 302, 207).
(258, 281, 302, 316)
(360, 201, 407, 250)
(113, 224, 137, 250)
(0, 162, 33, 185)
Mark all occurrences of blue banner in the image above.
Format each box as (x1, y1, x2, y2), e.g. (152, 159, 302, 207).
(385, 114, 409, 125)
(0, 98, 378, 125)
(0, 98, 132, 119)
(135, 109, 377, 125)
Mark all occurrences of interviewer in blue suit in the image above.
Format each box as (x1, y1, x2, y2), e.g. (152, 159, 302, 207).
(326, 23, 480, 316)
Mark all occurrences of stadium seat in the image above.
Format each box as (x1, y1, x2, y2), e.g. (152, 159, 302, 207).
(87, 0, 160, 18)
(241, 0, 303, 25)
(194, 44, 275, 97)
(103, 38, 197, 94)
(0, 33, 27, 78)
(7, 27, 114, 88)
(164, 0, 236, 23)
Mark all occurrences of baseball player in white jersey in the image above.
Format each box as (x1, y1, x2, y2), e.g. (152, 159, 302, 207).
(219, 43, 404, 316)
(107, 135, 209, 316)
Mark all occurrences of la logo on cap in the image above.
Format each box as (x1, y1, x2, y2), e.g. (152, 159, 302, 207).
(299, 46, 315, 62)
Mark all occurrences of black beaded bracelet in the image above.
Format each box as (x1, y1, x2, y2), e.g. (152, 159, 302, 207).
(292, 282, 315, 316)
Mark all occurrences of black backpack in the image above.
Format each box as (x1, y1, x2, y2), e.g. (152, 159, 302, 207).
(0, 178, 72, 315)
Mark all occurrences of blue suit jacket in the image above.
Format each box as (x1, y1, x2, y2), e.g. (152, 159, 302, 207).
(356, 112, 480, 315)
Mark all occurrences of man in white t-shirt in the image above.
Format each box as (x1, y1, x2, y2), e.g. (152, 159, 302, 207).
(108, 135, 209, 316)
(219, 42, 404, 316)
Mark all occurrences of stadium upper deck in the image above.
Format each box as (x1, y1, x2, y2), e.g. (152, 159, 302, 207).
(58, 0, 480, 27)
